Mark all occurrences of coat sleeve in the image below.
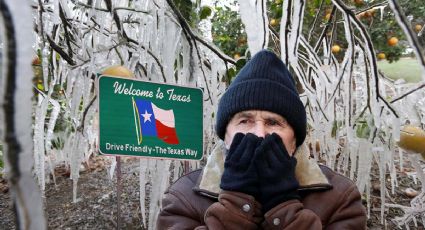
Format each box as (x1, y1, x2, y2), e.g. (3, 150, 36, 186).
(261, 184, 366, 229)
(157, 190, 263, 230)
(204, 191, 263, 229)
(156, 188, 204, 230)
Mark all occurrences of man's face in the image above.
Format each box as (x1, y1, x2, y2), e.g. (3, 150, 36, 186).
(224, 110, 297, 155)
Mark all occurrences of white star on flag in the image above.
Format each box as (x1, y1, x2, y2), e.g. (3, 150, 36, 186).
(142, 110, 152, 123)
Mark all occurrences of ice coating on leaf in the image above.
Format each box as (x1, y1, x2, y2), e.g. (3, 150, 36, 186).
(237, 0, 268, 55)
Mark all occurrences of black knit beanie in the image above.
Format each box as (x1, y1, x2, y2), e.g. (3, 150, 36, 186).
(216, 50, 307, 147)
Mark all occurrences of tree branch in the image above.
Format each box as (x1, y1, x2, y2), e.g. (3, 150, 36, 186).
(46, 35, 76, 65)
(164, 0, 235, 65)
(390, 82, 425, 103)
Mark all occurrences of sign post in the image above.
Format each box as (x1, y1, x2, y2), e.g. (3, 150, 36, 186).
(98, 75, 204, 160)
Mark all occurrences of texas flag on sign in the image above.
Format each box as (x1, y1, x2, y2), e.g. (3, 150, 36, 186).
(132, 98, 179, 145)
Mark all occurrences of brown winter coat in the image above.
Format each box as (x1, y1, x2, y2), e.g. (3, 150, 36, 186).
(157, 143, 367, 229)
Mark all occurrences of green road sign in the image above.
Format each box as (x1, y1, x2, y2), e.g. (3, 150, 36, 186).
(98, 75, 203, 160)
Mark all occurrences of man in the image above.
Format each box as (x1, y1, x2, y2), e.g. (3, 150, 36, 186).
(157, 50, 367, 229)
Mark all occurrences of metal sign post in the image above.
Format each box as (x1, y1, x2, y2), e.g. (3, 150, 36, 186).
(116, 156, 122, 229)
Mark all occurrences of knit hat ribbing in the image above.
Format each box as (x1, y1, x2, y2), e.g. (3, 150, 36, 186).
(215, 50, 307, 147)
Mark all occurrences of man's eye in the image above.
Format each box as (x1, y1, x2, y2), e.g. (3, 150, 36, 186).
(239, 119, 248, 124)
(267, 120, 281, 126)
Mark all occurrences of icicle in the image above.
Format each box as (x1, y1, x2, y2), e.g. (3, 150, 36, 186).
(41, 44, 50, 90)
(349, 142, 358, 180)
(393, 116, 400, 142)
(70, 132, 84, 203)
(139, 159, 148, 229)
(148, 159, 172, 230)
(398, 147, 404, 172)
(356, 140, 373, 193)
(33, 95, 49, 191)
(389, 146, 398, 194)
(376, 5, 387, 22)
(374, 148, 387, 223)
(109, 156, 117, 180)
(163, 20, 180, 83)
(45, 98, 60, 151)
(366, 180, 371, 218)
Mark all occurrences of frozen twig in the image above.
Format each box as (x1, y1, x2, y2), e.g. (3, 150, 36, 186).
(390, 82, 425, 103)
(46, 35, 77, 66)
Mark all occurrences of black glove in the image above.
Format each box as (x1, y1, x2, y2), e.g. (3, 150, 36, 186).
(255, 133, 299, 213)
(220, 133, 262, 198)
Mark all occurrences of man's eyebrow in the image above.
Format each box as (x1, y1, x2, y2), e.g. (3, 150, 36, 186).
(234, 112, 254, 119)
(265, 115, 287, 123)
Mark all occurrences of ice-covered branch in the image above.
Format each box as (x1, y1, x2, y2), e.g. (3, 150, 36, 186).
(164, 0, 235, 65)
(307, 0, 325, 42)
(390, 83, 425, 103)
(0, 0, 46, 228)
(46, 35, 76, 66)
(238, 0, 269, 55)
(164, 0, 215, 104)
(70, 0, 149, 14)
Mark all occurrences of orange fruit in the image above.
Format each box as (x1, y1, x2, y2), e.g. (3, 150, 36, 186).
(415, 24, 422, 33)
(101, 65, 134, 78)
(37, 83, 44, 90)
(354, 0, 364, 5)
(270, 19, 278, 26)
(331, 45, 341, 53)
(387, 37, 399, 46)
(364, 9, 376, 18)
(238, 38, 247, 45)
(364, 11, 373, 18)
(398, 125, 425, 156)
(233, 53, 241, 60)
(32, 57, 41, 66)
(377, 53, 386, 60)
(325, 13, 331, 21)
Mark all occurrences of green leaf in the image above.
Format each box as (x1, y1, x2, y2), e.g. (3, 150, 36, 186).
(200, 6, 212, 20)
(235, 57, 247, 70)
(224, 68, 236, 85)
(356, 121, 371, 139)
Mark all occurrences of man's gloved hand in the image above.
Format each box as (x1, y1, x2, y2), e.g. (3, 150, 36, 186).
(255, 133, 300, 213)
(220, 133, 262, 198)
